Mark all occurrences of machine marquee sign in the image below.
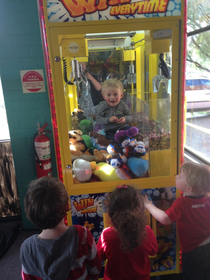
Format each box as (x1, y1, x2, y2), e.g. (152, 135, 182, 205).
(47, 0, 181, 22)
(60, 0, 169, 17)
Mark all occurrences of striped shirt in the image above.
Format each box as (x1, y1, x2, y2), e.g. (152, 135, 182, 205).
(21, 225, 101, 280)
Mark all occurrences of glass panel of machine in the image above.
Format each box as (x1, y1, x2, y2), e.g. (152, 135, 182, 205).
(63, 29, 172, 184)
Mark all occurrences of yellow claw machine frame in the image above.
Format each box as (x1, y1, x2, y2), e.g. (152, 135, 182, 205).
(37, 0, 187, 277)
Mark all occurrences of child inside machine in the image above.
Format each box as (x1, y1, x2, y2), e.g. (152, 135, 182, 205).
(97, 185, 158, 280)
(144, 162, 210, 280)
(95, 79, 133, 140)
(20, 176, 101, 280)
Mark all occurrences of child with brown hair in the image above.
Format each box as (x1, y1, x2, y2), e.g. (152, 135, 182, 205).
(20, 176, 101, 280)
(95, 79, 133, 140)
(144, 162, 210, 280)
(97, 185, 158, 280)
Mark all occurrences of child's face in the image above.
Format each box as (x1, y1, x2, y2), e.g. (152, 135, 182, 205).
(175, 170, 190, 193)
(103, 87, 123, 107)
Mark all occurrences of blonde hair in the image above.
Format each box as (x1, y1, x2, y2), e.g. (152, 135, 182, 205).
(101, 79, 123, 96)
(180, 162, 210, 196)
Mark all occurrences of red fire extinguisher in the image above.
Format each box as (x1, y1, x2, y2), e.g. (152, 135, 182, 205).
(34, 123, 52, 178)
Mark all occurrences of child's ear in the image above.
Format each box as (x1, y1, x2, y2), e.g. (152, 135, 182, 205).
(187, 184, 193, 192)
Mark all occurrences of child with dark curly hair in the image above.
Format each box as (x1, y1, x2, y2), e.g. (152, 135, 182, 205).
(97, 185, 158, 280)
(20, 176, 101, 280)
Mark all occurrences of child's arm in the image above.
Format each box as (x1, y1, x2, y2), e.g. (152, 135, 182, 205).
(85, 229, 101, 280)
(85, 72, 101, 91)
(144, 195, 172, 225)
(122, 102, 133, 123)
(21, 269, 40, 280)
(95, 103, 111, 125)
(97, 230, 108, 261)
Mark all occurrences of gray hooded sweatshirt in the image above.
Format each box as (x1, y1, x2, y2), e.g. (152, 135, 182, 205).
(20, 226, 78, 280)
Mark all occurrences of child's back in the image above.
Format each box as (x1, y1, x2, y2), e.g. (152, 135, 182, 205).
(97, 185, 158, 280)
(21, 225, 100, 280)
(97, 225, 157, 280)
(20, 177, 101, 280)
(144, 162, 210, 280)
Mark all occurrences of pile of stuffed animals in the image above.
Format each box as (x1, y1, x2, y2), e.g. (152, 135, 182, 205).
(69, 120, 149, 183)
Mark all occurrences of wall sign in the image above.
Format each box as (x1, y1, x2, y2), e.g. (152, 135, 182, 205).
(46, 0, 181, 23)
(20, 70, 46, 93)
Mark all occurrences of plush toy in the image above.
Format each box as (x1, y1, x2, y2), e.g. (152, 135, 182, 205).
(93, 123, 106, 136)
(114, 127, 145, 157)
(114, 126, 139, 143)
(69, 130, 108, 162)
(93, 162, 132, 181)
(71, 109, 86, 130)
(69, 130, 93, 160)
(114, 127, 147, 157)
(108, 127, 149, 178)
(106, 143, 127, 169)
(82, 134, 94, 150)
(93, 162, 122, 181)
(73, 159, 97, 182)
(71, 115, 80, 130)
(70, 126, 148, 181)
(72, 109, 86, 121)
(79, 119, 93, 135)
(127, 157, 148, 177)
(72, 159, 132, 182)
(89, 131, 111, 150)
(123, 141, 146, 158)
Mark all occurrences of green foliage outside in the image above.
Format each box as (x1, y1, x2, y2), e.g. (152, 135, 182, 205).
(187, 0, 210, 75)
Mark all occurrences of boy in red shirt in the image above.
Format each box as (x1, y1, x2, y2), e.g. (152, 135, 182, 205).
(144, 162, 210, 280)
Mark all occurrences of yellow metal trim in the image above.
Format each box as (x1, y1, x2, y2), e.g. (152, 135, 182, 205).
(43, 19, 181, 191)
(122, 50, 135, 61)
(66, 176, 176, 196)
(170, 22, 181, 177)
(149, 54, 158, 120)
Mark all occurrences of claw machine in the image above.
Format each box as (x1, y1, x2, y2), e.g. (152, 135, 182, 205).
(37, 0, 187, 277)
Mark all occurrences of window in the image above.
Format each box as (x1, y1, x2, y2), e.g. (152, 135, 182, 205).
(185, 0, 210, 164)
(0, 77, 10, 141)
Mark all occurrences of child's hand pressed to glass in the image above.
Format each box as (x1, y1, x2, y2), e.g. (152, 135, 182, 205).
(143, 194, 153, 208)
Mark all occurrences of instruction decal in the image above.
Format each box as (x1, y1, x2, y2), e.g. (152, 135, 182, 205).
(20, 70, 46, 93)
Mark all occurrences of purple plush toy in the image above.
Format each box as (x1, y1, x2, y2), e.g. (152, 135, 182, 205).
(114, 126, 139, 143)
(114, 126, 148, 178)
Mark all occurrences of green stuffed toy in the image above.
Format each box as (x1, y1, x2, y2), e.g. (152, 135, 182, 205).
(79, 119, 93, 135)
(81, 134, 94, 150)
